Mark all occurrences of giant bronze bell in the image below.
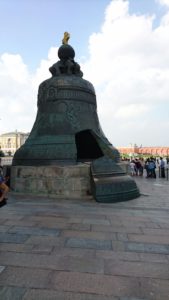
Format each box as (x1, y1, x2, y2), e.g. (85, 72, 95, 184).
(12, 33, 140, 202)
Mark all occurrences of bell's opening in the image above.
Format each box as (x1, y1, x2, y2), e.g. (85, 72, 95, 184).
(75, 130, 103, 161)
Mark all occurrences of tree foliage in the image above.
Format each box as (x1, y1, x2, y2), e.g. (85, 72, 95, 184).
(0, 150, 5, 157)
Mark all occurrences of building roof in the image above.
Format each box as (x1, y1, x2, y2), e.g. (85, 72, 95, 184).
(0, 132, 29, 137)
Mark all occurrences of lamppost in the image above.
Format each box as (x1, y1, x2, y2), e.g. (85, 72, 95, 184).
(129, 143, 133, 160)
(15, 130, 18, 152)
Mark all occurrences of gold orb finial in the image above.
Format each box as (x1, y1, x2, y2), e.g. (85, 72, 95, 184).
(62, 32, 70, 45)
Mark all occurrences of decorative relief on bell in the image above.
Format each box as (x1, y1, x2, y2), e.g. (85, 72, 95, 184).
(66, 102, 80, 130)
(47, 87, 57, 100)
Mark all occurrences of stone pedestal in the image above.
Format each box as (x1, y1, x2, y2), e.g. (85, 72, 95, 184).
(10, 164, 91, 198)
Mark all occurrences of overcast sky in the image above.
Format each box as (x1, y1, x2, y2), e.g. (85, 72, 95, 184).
(0, 0, 169, 147)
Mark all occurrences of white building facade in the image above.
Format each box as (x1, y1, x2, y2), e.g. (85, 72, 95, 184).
(0, 131, 29, 156)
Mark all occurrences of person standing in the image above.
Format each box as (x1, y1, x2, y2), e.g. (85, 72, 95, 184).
(160, 157, 165, 178)
(148, 158, 156, 178)
(145, 158, 150, 178)
(0, 166, 9, 207)
(130, 160, 136, 176)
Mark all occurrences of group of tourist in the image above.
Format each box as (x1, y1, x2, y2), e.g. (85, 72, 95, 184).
(129, 157, 167, 178)
(0, 155, 168, 208)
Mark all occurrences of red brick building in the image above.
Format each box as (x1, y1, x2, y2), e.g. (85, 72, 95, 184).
(117, 146, 169, 157)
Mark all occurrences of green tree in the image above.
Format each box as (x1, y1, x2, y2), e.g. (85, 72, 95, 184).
(0, 150, 5, 157)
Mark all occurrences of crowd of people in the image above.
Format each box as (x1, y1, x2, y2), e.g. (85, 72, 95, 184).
(128, 157, 168, 179)
(0, 155, 168, 208)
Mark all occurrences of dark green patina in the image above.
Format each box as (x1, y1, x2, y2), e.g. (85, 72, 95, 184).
(12, 35, 140, 202)
(90, 156, 140, 202)
(12, 41, 119, 166)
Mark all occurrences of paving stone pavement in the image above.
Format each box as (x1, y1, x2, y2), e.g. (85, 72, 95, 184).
(0, 175, 169, 300)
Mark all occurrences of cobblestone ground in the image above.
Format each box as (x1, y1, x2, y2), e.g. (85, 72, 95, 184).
(0, 174, 169, 300)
